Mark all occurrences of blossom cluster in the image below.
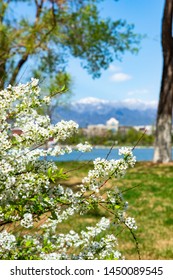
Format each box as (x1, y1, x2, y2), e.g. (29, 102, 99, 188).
(76, 142, 92, 152)
(125, 217, 137, 230)
(0, 231, 16, 259)
(82, 149, 136, 193)
(20, 213, 33, 228)
(0, 79, 138, 260)
(39, 218, 121, 260)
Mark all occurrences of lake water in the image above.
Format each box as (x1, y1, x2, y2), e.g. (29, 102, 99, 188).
(44, 147, 173, 162)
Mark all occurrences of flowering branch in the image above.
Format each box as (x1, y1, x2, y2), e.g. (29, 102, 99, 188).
(0, 79, 138, 260)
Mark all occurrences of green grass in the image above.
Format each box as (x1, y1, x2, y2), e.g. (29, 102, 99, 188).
(56, 161, 173, 260)
(5, 160, 173, 260)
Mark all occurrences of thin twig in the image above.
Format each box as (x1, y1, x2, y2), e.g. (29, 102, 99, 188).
(121, 183, 141, 194)
(132, 129, 147, 151)
(63, 159, 92, 174)
(105, 140, 116, 160)
(99, 202, 141, 260)
(15, 65, 28, 85)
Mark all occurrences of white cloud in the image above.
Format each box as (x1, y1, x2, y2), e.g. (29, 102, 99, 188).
(119, 98, 157, 110)
(110, 72, 132, 82)
(108, 64, 121, 72)
(127, 89, 150, 96)
(73, 97, 107, 105)
(73, 97, 157, 110)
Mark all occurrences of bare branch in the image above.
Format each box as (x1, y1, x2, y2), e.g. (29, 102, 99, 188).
(35, 0, 44, 23)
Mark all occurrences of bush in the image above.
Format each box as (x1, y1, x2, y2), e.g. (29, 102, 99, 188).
(0, 79, 138, 260)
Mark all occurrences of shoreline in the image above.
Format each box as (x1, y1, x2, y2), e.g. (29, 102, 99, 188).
(92, 145, 154, 149)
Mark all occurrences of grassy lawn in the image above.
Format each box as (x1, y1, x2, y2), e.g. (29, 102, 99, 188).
(56, 160, 173, 260)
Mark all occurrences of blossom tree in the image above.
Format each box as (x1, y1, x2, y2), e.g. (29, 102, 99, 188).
(0, 79, 138, 260)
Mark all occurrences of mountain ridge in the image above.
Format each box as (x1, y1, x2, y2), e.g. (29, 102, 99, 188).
(53, 98, 157, 127)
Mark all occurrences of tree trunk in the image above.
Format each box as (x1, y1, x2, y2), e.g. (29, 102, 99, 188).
(9, 54, 29, 86)
(0, 61, 6, 89)
(153, 0, 173, 163)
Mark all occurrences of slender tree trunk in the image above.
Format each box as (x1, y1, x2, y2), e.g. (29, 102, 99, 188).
(0, 62, 6, 89)
(153, 0, 173, 163)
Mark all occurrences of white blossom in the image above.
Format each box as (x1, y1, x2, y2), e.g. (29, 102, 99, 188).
(0, 231, 16, 251)
(76, 142, 92, 152)
(21, 213, 33, 228)
(0, 79, 138, 260)
(125, 217, 137, 230)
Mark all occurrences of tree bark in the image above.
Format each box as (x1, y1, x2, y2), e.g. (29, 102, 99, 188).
(153, 0, 173, 163)
(0, 61, 6, 89)
(9, 54, 29, 86)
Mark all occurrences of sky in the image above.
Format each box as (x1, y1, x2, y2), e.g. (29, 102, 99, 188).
(66, 0, 165, 105)
(14, 0, 165, 106)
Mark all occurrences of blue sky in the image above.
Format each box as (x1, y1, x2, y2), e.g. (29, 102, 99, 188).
(67, 0, 164, 104)
(14, 0, 165, 105)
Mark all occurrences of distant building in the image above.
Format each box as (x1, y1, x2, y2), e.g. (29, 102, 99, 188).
(86, 124, 108, 137)
(81, 118, 156, 138)
(84, 117, 119, 137)
(133, 125, 155, 135)
(106, 118, 119, 132)
(118, 126, 133, 135)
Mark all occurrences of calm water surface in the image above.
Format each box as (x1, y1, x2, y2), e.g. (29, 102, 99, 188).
(44, 147, 173, 162)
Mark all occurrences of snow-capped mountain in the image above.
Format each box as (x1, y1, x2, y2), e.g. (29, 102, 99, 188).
(53, 97, 157, 127)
